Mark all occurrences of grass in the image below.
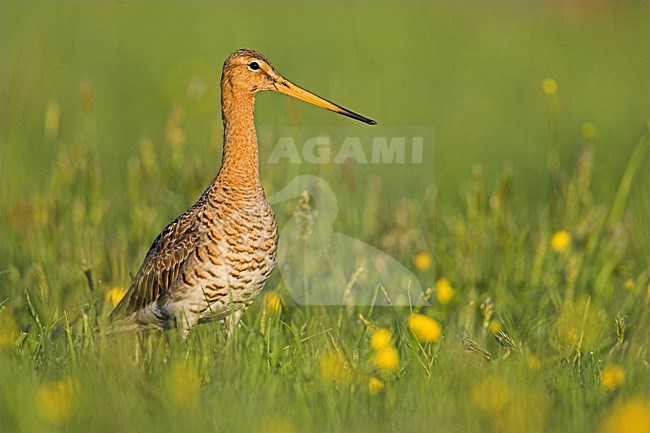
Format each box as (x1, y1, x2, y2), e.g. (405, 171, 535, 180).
(1, 103, 649, 433)
(1, 2, 650, 433)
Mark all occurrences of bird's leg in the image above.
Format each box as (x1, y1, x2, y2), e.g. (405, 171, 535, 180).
(224, 309, 243, 340)
(181, 324, 191, 341)
(177, 309, 198, 341)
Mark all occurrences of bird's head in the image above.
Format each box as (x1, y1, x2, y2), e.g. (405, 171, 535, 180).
(222, 49, 376, 125)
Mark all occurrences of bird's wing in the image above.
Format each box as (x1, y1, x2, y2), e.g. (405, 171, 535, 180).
(109, 208, 203, 321)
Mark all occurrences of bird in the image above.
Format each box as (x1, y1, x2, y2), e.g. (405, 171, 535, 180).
(108, 49, 376, 337)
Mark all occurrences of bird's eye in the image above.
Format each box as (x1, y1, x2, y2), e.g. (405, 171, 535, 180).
(248, 62, 260, 71)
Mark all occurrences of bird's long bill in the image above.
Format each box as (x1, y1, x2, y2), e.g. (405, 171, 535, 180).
(274, 78, 376, 125)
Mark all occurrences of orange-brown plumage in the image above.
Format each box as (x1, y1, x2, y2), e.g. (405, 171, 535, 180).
(109, 49, 375, 337)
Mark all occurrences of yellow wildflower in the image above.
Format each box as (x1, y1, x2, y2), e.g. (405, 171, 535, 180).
(36, 377, 75, 424)
(550, 230, 571, 253)
(601, 364, 625, 391)
(471, 375, 510, 412)
(166, 364, 201, 409)
(435, 277, 455, 304)
(552, 297, 603, 350)
(368, 376, 385, 395)
(413, 252, 432, 270)
(527, 354, 541, 371)
(474, 375, 550, 431)
(319, 350, 349, 383)
(373, 346, 399, 373)
(494, 387, 550, 433)
(44, 100, 61, 139)
(408, 314, 442, 343)
(624, 279, 635, 291)
(600, 397, 650, 433)
(263, 292, 283, 314)
(106, 286, 126, 308)
(488, 320, 502, 334)
(542, 78, 558, 95)
(370, 328, 392, 350)
(582, 122, 597, 140)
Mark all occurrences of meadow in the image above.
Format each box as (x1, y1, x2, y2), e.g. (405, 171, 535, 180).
(1, 2, 649, 432)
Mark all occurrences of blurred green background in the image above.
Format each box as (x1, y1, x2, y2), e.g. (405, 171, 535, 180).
(2, 1, 648, 209)
(1, 4, 650, 432)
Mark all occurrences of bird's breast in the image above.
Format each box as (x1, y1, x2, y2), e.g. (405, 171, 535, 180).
(183, 188, 277, 318)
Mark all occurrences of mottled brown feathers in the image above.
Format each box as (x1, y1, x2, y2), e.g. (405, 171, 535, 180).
(109, 49, 279, 336)
(109, 48, 374, 336)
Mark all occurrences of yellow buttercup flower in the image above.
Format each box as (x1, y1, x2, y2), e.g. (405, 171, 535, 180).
(471, 375, 510, 412)
(263, 292, 283, 313)
(413, 252, 432, 270)
(408, 314, 442, 343)
(496, 388, 550, 433)
(106, 286, 126, 308)
(36, 377, 75, 424)
(166, 364, 202, 409)
(601, 364, 625, 391)
(435, 277, 455, 304)
(600, 397, 650, 433)
(582, 122, 596, 140)
(550, 230, 572, 253)
(44, 100, 61, 139)
(527, 354, 541, 371)
(552, 297, 603, 350)
(373, 347, 399, 373)
(319, 350, 349, 383)
(370, 328, 392, 350)
(624, 279, 635, 291)
(368, 376, 385, 395)
(542, 78, 558, 95)
(473, 376, 550, 432)
(488, 320, 502, 334)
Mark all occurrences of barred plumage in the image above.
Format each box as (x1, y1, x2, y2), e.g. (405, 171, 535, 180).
(108, 49, 375, 337)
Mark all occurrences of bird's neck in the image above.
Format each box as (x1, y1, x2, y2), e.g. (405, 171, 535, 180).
(216, 86, 261, 190)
